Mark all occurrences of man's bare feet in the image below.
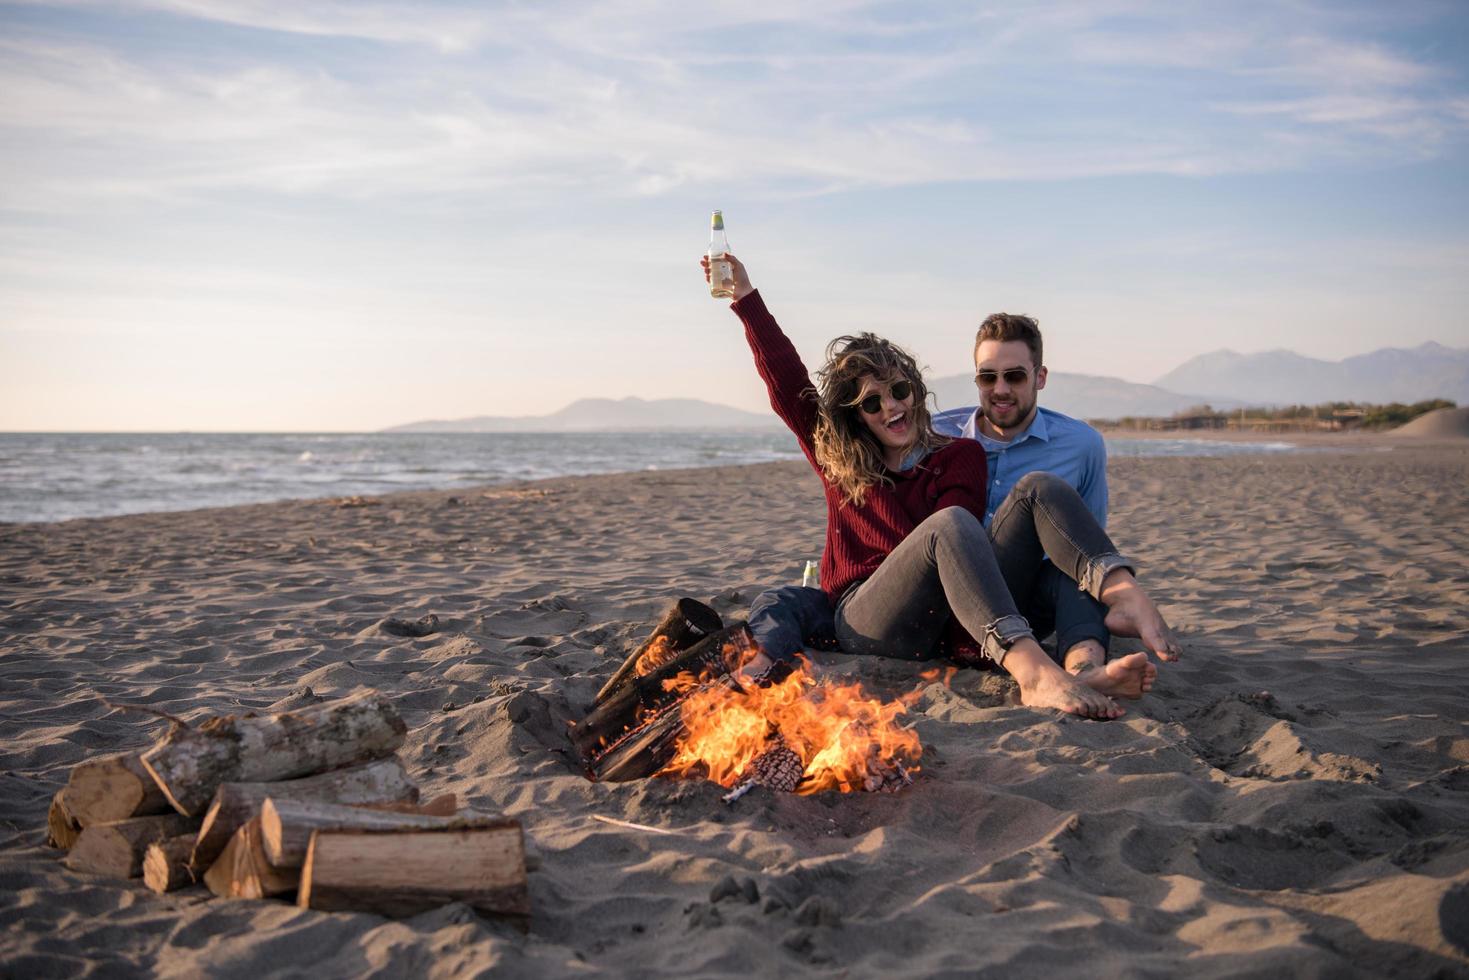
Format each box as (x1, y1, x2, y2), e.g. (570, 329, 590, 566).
(1003, 642, 1124, 720)
(1099, 570, 1182, 661)
(1073, 652, 1156, 700)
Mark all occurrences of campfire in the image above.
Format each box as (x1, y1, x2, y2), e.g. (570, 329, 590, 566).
(572, 599, 922, 797)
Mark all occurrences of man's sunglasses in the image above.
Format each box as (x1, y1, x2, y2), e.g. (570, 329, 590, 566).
(975, 369, 1030, 388)
(852, 379, 913, 415)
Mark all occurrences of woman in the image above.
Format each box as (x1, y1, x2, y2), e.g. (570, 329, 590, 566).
(704, 252, 1174, 719)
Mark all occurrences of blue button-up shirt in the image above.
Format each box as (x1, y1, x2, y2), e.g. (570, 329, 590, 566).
(931, 405, 1108, 528)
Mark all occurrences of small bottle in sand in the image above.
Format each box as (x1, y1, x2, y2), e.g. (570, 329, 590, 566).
(801, 560, 819, 589)
(708, 210, 734, 299)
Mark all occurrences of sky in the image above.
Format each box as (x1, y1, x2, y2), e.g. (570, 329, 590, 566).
(1, 0, 1467, 431)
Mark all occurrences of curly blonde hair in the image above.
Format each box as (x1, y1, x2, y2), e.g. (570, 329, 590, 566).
(811, 333, 948, 507)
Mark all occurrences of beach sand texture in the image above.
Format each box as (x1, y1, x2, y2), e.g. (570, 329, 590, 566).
(2, 448, 1467, 978)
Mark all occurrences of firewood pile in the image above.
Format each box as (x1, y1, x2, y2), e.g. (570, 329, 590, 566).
(46, 689, 529, 922)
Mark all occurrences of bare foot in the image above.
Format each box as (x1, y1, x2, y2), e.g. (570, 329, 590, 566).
(1005, 643, 1124, 720)
(1100, 571, 1181, 661)
(1074, 652, 1156, 700)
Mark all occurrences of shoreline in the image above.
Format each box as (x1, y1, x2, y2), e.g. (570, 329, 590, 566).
(6, 431, 1460, 527)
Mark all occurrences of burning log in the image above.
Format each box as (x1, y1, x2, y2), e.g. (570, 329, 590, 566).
(260, 798, 478, 868)
(593, 598, 723, 707)
(297, 822, 529, 920)
(189, 757, 418, 873)
(141, 689, 407, 817)
(571, 624, 756, 763)
(142, 834, 197, 894)
(64, 813, 198, 879)
(589, 696, 692, 783)
(203, 817, 299, 900)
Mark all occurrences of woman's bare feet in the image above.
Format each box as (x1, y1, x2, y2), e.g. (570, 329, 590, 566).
(1003, 641, 1124, 720)
(1099, 570, 1182, 661)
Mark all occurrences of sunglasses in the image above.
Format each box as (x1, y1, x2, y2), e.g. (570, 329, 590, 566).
(975, 368, 1031, 388)
(853, 379, 913, 415)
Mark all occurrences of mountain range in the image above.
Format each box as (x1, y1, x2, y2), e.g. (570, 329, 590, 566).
(1154, 341, 1469, 407)
(383, 397, 778, 433)
(384, 342, 1466, 431)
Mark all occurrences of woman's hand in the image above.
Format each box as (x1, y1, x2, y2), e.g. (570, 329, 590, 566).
(700, 251, 755, 301)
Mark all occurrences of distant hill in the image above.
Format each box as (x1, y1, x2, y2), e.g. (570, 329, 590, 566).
(383, 397, 782, 433)
(926, 371, 1238, 421)
(1155, 342, 1469, 407)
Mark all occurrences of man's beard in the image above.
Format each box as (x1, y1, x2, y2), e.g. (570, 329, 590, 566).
(983, 390, 1036, 430)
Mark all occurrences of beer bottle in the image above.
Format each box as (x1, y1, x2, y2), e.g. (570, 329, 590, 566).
(708, 210, 734, 299)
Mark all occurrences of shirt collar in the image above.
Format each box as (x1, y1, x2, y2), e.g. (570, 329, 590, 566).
(961, 407, 1050, 449)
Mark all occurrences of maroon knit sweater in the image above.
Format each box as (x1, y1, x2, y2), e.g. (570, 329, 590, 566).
(734, 290, 990, 606)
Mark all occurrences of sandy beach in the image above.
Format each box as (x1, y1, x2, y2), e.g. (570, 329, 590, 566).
(2, 445, 1467, 978)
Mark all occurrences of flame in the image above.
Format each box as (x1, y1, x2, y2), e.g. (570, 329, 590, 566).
(633, 634, 678, 677)
(657, 654, 921, 794)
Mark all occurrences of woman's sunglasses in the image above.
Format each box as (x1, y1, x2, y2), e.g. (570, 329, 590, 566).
(853, 379, 913, 415)
(975, 369, 1030, 388)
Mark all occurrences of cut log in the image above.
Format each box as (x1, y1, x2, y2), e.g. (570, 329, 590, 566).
(64, 813, 197, 878)
(203, 817, 298, 900)
(298, 822, 528, 919)
(593, 598, 723, 706)
(143, 834, 197, 894)
(361, 793, 457, 817)
(571, 623, 753, 762)
(64, 752, 171, 826)
(188, 757, 418, 873)
(47, 789, 81, 850)
(261, 798, 479, 868)
(141, 689, 407, 817)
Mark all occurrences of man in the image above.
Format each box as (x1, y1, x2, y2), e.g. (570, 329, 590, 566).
(746, 312, 1175, 692)
(930, 313, 1116, 681)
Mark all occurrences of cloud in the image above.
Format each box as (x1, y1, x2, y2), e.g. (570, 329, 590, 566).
(0, 0, 1465, 212)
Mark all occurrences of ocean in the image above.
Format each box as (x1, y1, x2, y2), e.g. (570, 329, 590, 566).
(0, 431, 1306, 524)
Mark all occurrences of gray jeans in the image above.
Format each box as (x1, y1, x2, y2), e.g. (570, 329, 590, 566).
(834, 471, 1132, 664)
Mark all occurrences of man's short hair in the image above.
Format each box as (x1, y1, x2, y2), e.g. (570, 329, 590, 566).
(974, 313, 1043, 369)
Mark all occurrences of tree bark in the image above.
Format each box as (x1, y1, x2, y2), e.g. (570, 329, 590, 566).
(47, 790, 81, 850)
(297, 823, 529, 920)
(593, 598, 723, 706)
(64, 752, 172, 826)
(141, 689, 407, 817)
(188, 757, 417, 874)
(64, 813, 197, 879)
(260, 798, 478, 868)
(202, 817, 298, 900)
(143, 834, 197, 894)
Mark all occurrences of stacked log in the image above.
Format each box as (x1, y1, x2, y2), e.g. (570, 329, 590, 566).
(189, 757, 418, 873)
(46, 751, 173, 849)
(44, 688, 529, 923)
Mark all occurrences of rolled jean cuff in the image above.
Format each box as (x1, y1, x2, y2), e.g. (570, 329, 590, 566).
(982, 614, 1036, 663)
(1079, 552, 1135, 600)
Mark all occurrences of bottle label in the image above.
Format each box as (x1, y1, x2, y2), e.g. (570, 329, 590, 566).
(711, 211, 724, 231)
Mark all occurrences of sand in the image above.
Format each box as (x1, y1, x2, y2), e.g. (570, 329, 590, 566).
(1391, 407, 1469, 441)
(2, 447, 1467, 978)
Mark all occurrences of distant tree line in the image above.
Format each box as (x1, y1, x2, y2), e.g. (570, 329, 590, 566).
(1093, 399, 1456, 432)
